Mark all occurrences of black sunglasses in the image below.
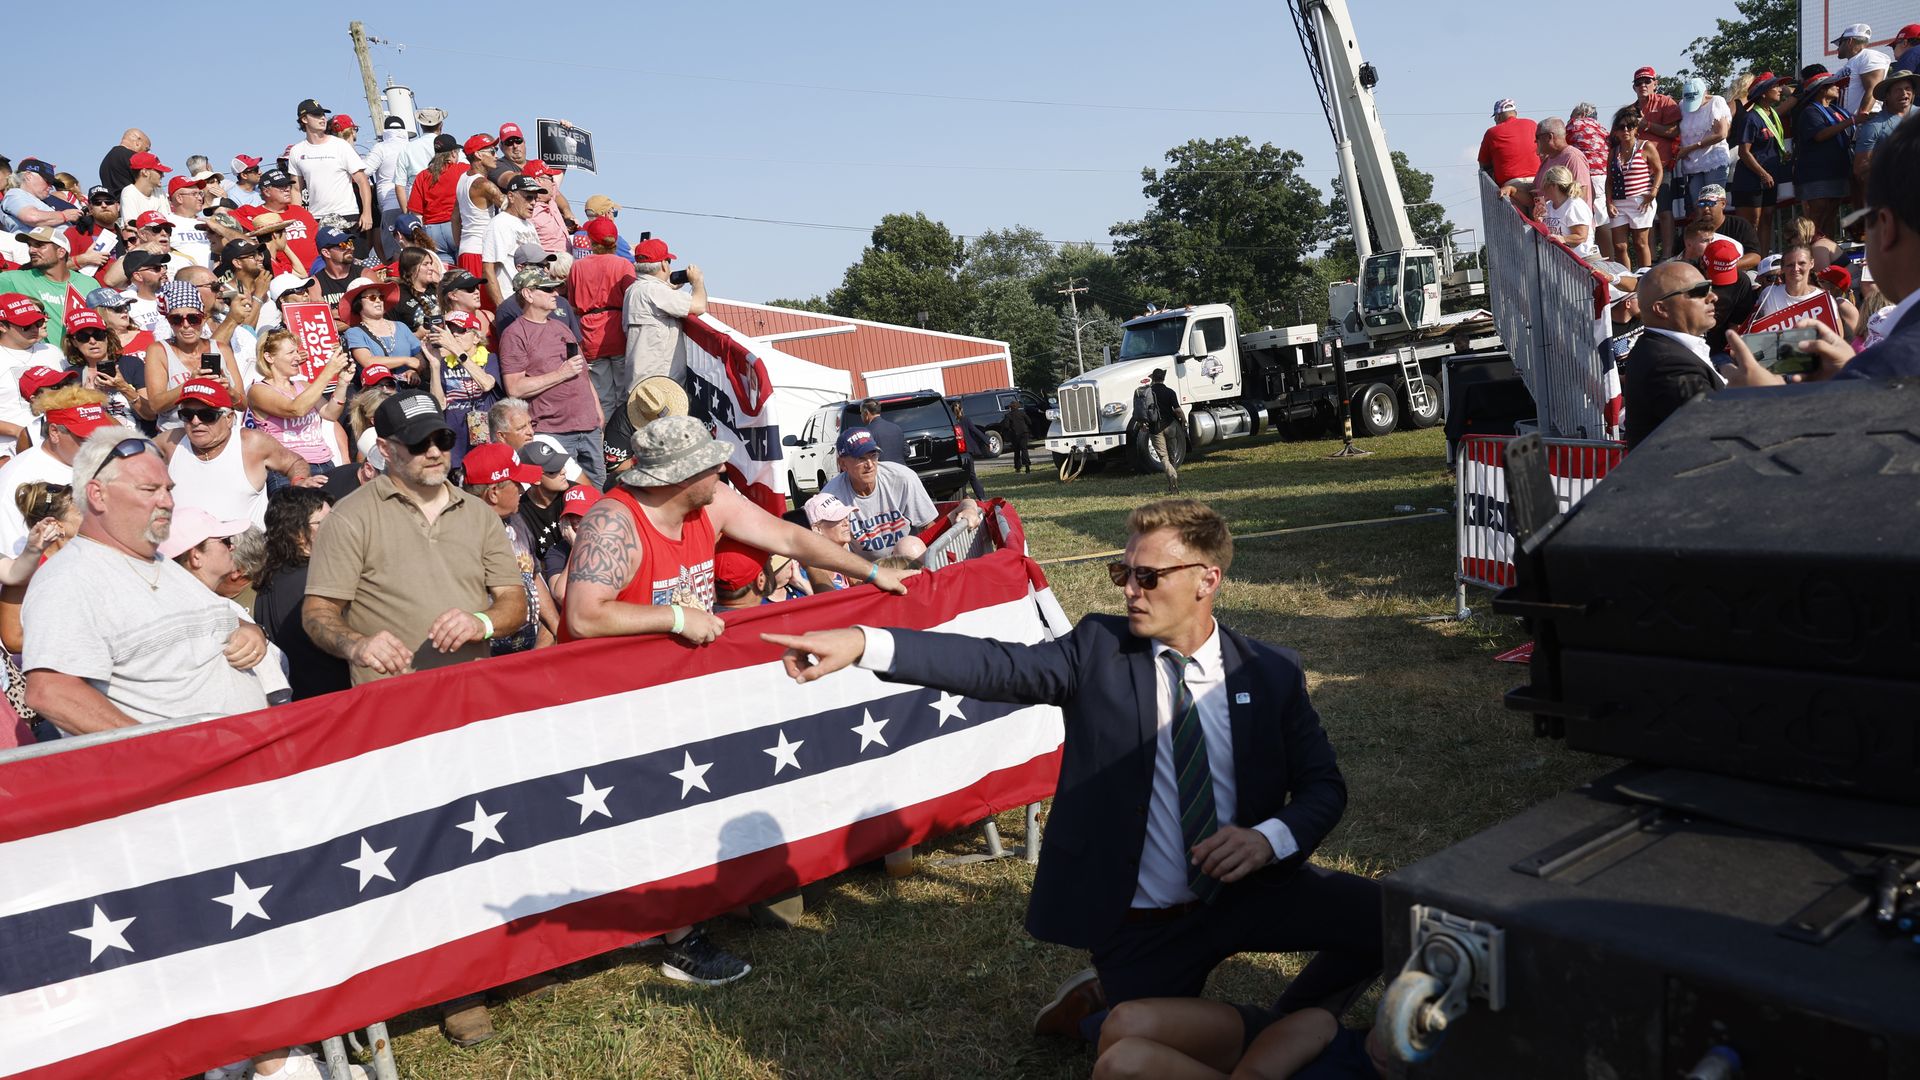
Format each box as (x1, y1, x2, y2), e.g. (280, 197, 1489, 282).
(180, 406, 224, 425)
(88, 437, 157, 483)
(1108, 561, 1207, 590)
(17, 319, 47, 333)
(1651, 280, 1714, 304)
(406, 429, 457, 455)
(70, 329, 110, 343)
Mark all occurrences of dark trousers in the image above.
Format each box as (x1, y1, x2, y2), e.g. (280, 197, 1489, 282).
(1011, 435, 1031, 472)
(958, 455, 987, 501)
(1091, 865, 1383, 1017)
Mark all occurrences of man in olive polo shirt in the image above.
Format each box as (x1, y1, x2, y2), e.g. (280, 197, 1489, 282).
(303, 389, 526, 684)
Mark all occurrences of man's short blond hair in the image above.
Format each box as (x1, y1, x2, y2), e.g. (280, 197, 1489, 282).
(1127, 498, 1233, 572)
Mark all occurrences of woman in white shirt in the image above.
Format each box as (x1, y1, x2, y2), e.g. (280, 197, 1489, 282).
(1676, 77, 1734, 209)
(1540, 166, 1601, 262)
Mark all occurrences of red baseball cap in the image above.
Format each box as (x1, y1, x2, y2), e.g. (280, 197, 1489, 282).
(65, 309, 107, 335)
(443, 309, 481, 332)
(44, 402, 114, 438)
(1899, 23, 1920, 40)
(0, 293, 44, 327)
(1633, 66, 1657, 82)
(167, 175, 208, 196)
(329, 115, 358, 134)
(463, 133, 497, 156)
(713, 540, 768, 592)
(19, 365, 78, 399)
(232, 154, 263, 171)
(634, 238, 677, 263)
(521, 159, 553, 178)
(561, 483, 602, 518)
(581, 216, 618, 245)
(178, 377, 232, 409)
(464, 442, 542, 485)
(498, 122, 524, 141)
(360, 363, 397, 387)
(128, 152, 171, 173)
(134, 210, 171, 230)
(1702, 239, 1741, 286)
(1817, 265, 1853, 290)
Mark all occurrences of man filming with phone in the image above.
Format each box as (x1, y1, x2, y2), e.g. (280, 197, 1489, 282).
(501, 266, 605, 487)
(622, 236, 705, 388)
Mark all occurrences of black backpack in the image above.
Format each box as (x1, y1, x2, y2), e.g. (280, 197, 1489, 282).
(1132, 383, 1160, 427)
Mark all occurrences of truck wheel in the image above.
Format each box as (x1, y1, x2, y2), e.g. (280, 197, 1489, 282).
(1354, 382, 1399, 438)
(1128, 426, 1188, 473)
(1404, 375, 1443, 429)
(983, 429, 1005, 458)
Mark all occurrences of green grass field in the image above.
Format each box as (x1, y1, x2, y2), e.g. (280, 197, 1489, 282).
(388, 428, 1609, 1079)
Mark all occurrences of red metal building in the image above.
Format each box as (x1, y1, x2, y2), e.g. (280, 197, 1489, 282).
(708, 299, 1013, 398)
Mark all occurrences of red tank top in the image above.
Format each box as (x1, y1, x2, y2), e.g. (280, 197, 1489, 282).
(559, 486, 716, 643)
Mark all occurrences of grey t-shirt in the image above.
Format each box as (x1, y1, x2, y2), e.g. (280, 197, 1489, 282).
(22, 536, 270, 725)
(820, 460, 937, 561)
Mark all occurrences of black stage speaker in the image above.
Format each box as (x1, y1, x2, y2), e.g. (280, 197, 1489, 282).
(1382, 767, 1920, 1078)
(1499, 379, 1920, 802)
(1444, 352, 1536, 453)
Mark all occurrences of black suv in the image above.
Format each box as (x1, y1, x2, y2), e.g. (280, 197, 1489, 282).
(785, 392, 970, 500)
(947, 388, 1049, 458)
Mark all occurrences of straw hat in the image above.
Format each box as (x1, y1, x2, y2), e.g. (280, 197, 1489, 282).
(626, 375, 689, 429)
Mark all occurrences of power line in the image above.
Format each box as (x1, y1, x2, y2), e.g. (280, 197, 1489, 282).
(381, 40, 1498, 120)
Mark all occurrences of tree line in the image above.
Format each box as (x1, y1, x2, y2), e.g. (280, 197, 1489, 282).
(766, 136, 1453, 391)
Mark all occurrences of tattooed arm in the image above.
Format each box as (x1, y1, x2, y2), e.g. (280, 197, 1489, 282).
(302, 595, 415, 676)
(561, 499, 726, 644)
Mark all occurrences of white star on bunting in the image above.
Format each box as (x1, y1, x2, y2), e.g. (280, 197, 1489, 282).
(212, 873, 272, 929)
(670, 751, 714, 798)
(342, 837, 398, 891)
(456, 801, 508, 852)
(765, 729, 805, 774)
(70, 904, 135, 962)
(568, 774, 614, 823)
(852, 708, 890, 752)
(929, 691, 966, 728)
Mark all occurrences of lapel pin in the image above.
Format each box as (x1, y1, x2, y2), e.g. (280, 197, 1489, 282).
(1234, 692, 1251, 704)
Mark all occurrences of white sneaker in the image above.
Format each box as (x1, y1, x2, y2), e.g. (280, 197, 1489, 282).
(251, 1046, 369, 1080)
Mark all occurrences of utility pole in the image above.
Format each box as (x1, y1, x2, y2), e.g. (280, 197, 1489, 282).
(348, 22, 387, 129)
(1057, 279, 1089, 375)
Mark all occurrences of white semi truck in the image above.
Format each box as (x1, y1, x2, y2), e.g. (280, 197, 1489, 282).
(1043, 305, 1461, 473)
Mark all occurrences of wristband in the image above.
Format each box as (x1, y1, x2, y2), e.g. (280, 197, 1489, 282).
(865, 563, 879, 583)
(670, 603, 686, 636)
(473, 611, 494, 641)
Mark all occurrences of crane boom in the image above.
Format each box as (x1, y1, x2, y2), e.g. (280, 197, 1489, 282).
(1291, 0, 1417, 255)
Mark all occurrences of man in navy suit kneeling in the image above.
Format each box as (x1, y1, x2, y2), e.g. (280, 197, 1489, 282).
(765, 499, 1381, 1045)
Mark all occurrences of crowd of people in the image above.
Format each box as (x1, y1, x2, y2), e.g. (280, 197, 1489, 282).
(1480, 27, 1920, 448)
(0, 96, 1008, 1077)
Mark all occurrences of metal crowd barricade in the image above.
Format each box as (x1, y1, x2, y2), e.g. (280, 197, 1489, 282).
(0, 721, 401, 1080)
(1478, 173, 1616, 440)
(1448, 434, 1625, 619)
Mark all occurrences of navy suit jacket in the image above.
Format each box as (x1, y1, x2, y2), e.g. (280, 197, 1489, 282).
(1841, 300, 1920, 379)
(883, 613, 1347, 951)
(865, 416, 909, 465)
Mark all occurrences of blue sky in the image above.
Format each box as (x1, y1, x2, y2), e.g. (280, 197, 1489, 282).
(11, 1, 1734, 306)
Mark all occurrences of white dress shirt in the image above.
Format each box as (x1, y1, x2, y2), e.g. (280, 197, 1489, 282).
(1643, 326, 1729, 386)
(857, 621, 1298, 909)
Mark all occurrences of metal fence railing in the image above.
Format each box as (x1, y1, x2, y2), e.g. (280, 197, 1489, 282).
(1449, 434, 1626, 617)
(1479, 173, 1616, 440)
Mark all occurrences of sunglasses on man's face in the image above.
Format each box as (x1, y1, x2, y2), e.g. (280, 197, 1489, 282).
(166, 312, 204, 327)
(180, 406, 224, 425)
(503, 137, 524, 146)
(406, 429, 457, 455)
(1652, 280, 1715, 305)
(16, 320, 47, 334)
(1107, 561, 1207, 590)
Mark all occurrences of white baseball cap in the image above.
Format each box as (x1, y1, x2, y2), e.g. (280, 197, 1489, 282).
(1835, 23, 1872, 42)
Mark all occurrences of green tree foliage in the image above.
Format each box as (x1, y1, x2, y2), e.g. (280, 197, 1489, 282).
(966, 278, 1061, 390)
(1325, 151, 1456, 271)
(1676, 0, 1796, 92)
(961, 226, 1055, 286)
(826, 212, 970, 331)
(762, 295, 833, 314)
(1110, 137, 1333, 327)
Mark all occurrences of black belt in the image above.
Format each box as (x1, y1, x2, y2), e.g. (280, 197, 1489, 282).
(1121, 900, 1206, 924)
(582, 306, 619, 315)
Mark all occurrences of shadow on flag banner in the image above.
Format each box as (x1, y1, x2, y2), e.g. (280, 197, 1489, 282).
(683, 313, 784, 514)
(0, 510, 1067, 1080)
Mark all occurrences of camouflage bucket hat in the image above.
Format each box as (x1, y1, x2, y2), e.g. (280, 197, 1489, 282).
(622, 414, 731, 488)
